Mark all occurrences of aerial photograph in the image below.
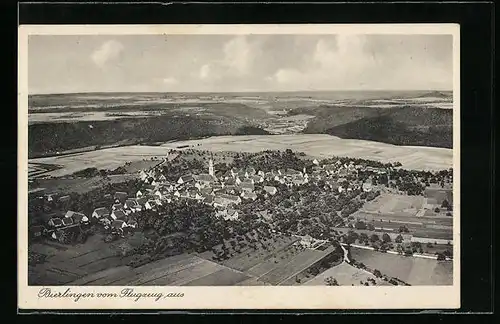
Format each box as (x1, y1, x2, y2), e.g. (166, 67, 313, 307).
(27, 33, 454, 287)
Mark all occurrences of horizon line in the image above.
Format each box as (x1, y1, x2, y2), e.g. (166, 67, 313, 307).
(28, 89, 453, 96)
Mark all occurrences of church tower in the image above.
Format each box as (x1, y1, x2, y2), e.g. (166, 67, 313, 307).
(208, 157, 215, 176)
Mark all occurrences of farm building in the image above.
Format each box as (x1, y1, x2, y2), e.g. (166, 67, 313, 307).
(92, 207, 110, 219)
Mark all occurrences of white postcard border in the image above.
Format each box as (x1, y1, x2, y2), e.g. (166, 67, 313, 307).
(18, 23, 461, 310)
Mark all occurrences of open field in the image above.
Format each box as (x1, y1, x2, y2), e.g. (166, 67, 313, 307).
(159, 135, 452, 171)
(361, 194, 424, 216)
(30, 234, 254, 286)
(28, 146, 171, 178)
(350, 248, 453, 285)
(29, 174, 136, 195)
(182, 267, 251, 286)
(259, 246, 336, 285)
(304, 262, 390, 286)
(27, 134, 452, 180)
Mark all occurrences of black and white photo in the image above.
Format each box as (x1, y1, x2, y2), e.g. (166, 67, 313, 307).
(18, 24, 460, 309)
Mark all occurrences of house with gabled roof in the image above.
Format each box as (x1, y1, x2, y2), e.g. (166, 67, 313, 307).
(110, 219, 127, 235)
(245, 167, 256, 176)
(112, 203, 124, 211)
(223, 185, 237, 195)
(177, 174, 195, 184)
(92, 207, 109, 220)
(111, 209, 126, 221)
(196, 173, 216, 185)
(59, 195, 71, 203)
(127, 218, 138, 229)
(203, 194, 214, 205)
(214, 194, 241, 207)
(136, 190, 143, 198)
(362, 182, 373, 192)
(114, 191, 128, 203)
(225, 208, 239, 220)
(124, 198, 139, 210)
(154, 190, 163, 200)
(241, 191, 257, 201)
(145, 200, 157, 210)
(65, 211, 89, 224)
(48, 217, 63, 228)
(263, 186, 277, 195)
(251, 175, 264, 183)
(62, 217, 74, 227)
(286, 168, 302, 177)
(239, 181, 255, 192)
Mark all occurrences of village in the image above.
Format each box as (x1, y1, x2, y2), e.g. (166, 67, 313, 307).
(28, 148, 454, 286)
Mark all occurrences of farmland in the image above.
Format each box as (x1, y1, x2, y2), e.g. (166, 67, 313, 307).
(29, 233, 252, 286)
(29, 147, 169, 178)
(158, 135, 452, 171)
(30, 233, 337, 286)
(304, 262, 391, 286)
(352, 193, 453, 241)
(349, 247, 453, 286)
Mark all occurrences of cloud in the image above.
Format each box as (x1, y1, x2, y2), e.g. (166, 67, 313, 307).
(91, 40, 124, 68)
(162, 77, 178, 85)
(199, 64, 211, 80)
(223, 36, 253, 75)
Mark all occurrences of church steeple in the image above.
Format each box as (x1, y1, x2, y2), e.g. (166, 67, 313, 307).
(208, 156, 215, 176)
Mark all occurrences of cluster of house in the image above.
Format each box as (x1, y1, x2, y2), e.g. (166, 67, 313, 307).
(32, 156, 387, 242)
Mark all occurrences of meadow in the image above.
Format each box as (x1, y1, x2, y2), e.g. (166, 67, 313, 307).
(349, 247, 453, 285)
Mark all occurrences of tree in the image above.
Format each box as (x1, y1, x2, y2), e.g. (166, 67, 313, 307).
(354, 221, 367, 230)
(382, 233, 391, 243)
(370, 234, 380, 243)
(434, 207, 441, 213)
(398, 226, 409, 233)
(441, 199, 450, 209)
(373, 269, 382, 278)
(325, 277, 339, 286)
(436, 253, 446, 261)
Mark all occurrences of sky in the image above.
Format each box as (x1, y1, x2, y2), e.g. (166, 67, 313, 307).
(28, 34, 453, 94)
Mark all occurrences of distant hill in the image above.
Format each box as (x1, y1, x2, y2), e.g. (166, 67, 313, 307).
(302, 106, 453, 148)
(234, 126, 271, 135)
(28, 115, 256, 158)
(414, 91, 453, 99)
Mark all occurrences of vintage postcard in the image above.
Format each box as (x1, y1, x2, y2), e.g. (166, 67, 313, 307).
(18, 24, 460, 310)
